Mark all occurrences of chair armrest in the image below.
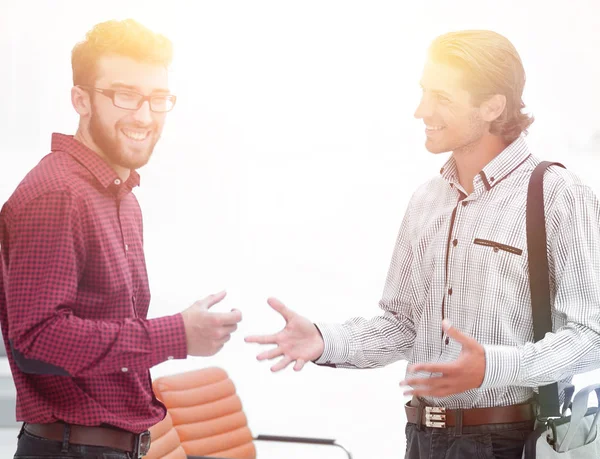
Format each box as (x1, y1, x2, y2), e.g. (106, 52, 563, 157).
(254, 434, 352, 458)
(185, 435, 353, 459)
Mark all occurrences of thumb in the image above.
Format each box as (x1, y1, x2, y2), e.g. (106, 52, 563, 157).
(442, 319, 476, 347)
(202, 290, 227, 310)
(267, 297, 293, 322)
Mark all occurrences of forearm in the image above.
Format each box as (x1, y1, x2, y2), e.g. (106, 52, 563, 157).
(314, 312, 415, 369)
(9, 312, 187, 377)
(481, 322, 600, 388)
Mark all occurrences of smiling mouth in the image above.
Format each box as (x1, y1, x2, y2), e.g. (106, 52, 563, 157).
(121, 128, 150, 141)
(425, 125, 445, 132)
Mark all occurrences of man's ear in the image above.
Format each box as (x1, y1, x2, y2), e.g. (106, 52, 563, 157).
(72, 86, 91, 117)
(481, 94, 507, 122)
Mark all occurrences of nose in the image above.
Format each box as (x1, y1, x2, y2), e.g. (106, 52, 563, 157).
(414, 94, 434, 120)
(132, 100, 153, 125)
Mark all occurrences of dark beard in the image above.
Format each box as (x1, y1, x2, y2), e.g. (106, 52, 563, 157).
(89, 106, 157, 171)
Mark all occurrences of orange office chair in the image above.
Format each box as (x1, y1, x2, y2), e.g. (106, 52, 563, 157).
(146, 367, 352, 459)
(145, 410, 187, 459)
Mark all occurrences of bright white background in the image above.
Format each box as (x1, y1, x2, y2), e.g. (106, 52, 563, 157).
(1, 1, 599, 458)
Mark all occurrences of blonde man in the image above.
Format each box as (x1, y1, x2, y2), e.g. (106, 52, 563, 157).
(247, 30, 600, 459)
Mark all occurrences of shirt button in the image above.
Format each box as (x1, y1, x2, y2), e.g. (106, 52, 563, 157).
(448, 287, 453, 295)
(445, 336, 450, 345)
(461, 201, 468, 207)
(493, 246, 499, 252)
(121, 367, 128, 372)
(125, 244, 129, 252)
(452, 239, 458, 247)
(490, 177, 495, 182)
(167, 356, 174, 360)
(114, 179, 121, 185)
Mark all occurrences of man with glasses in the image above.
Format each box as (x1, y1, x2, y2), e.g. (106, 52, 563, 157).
(0, 19, 242, 459)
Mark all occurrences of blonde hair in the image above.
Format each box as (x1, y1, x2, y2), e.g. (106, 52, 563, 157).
(428, 30, 534, 142)
(71, 19, 173, 86)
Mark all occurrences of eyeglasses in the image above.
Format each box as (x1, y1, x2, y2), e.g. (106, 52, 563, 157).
(77, 85, 177, 113)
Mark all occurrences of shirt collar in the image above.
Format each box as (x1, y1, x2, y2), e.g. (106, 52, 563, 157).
(51, 133, 141, 191)
(439, 135, 531, 191)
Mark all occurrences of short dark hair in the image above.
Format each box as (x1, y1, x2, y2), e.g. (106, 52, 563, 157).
(428, 30, 534, 143)
(71, 18, 173, 86)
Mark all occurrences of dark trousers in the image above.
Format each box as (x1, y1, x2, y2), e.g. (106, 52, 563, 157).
(404, 420, 534, 459)
(14, 423, 132, 459)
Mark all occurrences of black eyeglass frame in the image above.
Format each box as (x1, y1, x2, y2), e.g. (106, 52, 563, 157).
(77, 85, 177, 113)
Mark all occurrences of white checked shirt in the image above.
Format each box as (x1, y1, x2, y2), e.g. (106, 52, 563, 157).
(315, 136, 600, 409)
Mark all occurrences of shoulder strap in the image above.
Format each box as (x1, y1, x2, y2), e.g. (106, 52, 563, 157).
(526, 160, 565, 418)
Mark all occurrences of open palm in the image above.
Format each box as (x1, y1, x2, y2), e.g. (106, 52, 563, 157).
(245, 297, 324, 372)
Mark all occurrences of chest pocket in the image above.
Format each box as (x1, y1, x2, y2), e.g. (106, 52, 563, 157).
(473, 238, 523, 256)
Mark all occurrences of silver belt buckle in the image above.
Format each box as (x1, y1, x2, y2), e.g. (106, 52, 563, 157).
(134, 430, 151, 458)
(425, 406, 447, 428)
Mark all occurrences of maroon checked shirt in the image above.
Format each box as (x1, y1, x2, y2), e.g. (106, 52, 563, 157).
(0, 133, 187, 433)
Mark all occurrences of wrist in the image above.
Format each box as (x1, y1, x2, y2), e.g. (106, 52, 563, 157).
(312, 324, 325, 362)
(179, 311, 191, 354)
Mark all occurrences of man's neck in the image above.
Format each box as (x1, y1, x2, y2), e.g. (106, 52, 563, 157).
(74, 128, 130, 182)
(453, 135, 508, 195)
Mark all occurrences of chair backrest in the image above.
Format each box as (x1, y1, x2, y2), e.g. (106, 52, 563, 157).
(152, 367, 256, 459)
(145, 410, 188, 459)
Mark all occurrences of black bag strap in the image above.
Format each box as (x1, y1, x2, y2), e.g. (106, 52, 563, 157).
(526, 160, 565, 419)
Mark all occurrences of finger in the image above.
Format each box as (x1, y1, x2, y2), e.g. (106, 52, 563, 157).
(257, 347, 284, 361)
(400, 376, 448, 390)
(267, 297, 294, 322)
(221, 324, 238, 334)
(407, 362, 456, 375)
(210, 344, 224, 356)
(245, 333, 279, 345)
(201, 291, 227, 310)
(211, 310, 243, 325)
(271, 356, 293, 372)
(217, 334, 231, 345)
(404, 385, 454, 397)
(293, 359, 306, 371)
(442, 319, 477, 347)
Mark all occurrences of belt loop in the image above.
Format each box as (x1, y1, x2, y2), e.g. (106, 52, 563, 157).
(414, 397, 423, 431)
(454, 409, 463, 436)
(61, 423, 71, 453)
(132, 432, 139, 459)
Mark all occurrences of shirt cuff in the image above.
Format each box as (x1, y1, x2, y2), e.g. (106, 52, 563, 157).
(480, 344, 521, 389)
(313, 323, 352, 366)
(147, 314, 187, 367)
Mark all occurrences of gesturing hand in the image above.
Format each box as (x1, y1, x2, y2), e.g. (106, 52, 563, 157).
(400, 320, 486, 397)
(181, 291, 242, 357)
(245, 297, 324, 372)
